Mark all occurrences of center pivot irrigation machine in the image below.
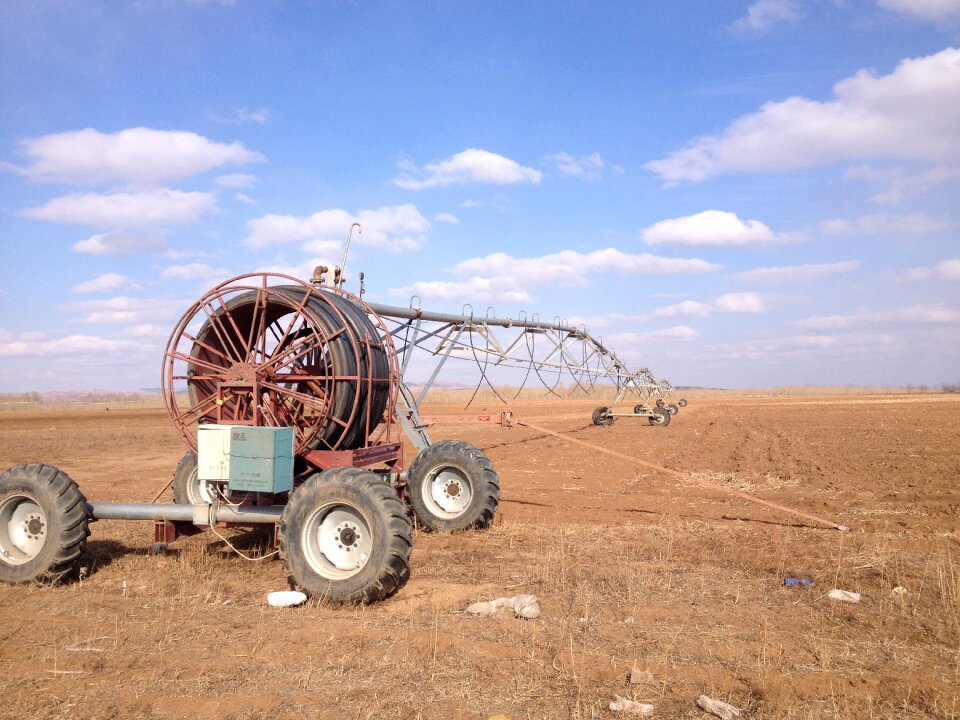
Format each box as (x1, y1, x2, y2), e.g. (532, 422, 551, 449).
(0, 260, 686, 604)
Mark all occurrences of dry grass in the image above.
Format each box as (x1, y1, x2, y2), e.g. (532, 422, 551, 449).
(0, 396, 957, 719)
(1, 518, 957, 719)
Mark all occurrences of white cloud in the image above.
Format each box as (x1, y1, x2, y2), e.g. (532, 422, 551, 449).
(73, 232, 168, 256)
(709, 334, 839, 361)
(61, 296, 187, 326)
(877, 0, 960, 22)
(391, 276, 535, 304)
(549, 152, 611, 181)
(845, 164, 960, 205)
(23, 190, 217, 227)
(71, 273, 142, 294)
(819, 212, 951, 235)
(5, 127, 263, 186)
(796, 304, 960, 329)
(245, 204, 429, 253)
(208, 107, 272, 125)
(642, 210, 795, 246)
(451, 249, 721, 280)
(646, 48, 960, 183)
(434, 213, 460, 224)
(234, 192, 256, 204)
(215, 173, 257, 188)
(392, 248, 720, 303)
(0, 332, 137, 358)
(609, 326, 701, 343)
(161, 263, 231, 281)
(902, 258, 960, 281)
(648, 292, 767, 320)
(126, 324, 167, 338)
(733, 0, 802, 32)
(733, 260, 860, 284)
(393, 149, 542, 190)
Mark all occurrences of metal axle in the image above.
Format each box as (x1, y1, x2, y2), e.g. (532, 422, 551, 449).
(87, 502, 283, 524)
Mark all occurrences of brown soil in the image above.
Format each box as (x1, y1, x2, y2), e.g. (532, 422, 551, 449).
(1, 396, 958, 719)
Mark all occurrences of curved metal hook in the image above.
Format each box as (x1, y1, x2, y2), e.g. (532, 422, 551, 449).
(340, 223, 362, 285)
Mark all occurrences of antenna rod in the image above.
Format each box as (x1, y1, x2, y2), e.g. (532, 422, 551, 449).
(340, 223, 362, 287)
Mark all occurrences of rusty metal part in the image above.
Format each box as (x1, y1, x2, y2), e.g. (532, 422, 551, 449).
(161, 273, 398, 457)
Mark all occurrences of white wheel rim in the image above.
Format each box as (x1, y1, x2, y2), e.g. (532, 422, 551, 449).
(423, 468, 472, 518)
(0, 495, 47, 566)
(303, 504, 372, 579)
(186, 466, 220, 504)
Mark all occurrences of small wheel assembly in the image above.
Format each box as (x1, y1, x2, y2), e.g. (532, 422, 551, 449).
(406, 440, 500, 532)
(171, 451, 223, 505)
(0, 464, 90, 584)
(280, 467, 411, 603)
(666, 403, 679, 416)
(648, 407, 671, 427)
(592, 406, 614, 426)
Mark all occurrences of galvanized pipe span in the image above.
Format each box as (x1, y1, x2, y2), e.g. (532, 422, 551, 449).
(87, 502, 284, 524)
(367, 302, 587, 336)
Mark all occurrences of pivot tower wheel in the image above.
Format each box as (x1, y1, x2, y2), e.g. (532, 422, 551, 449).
(0, 464, 90, 584)
(280, 467, 411, 604)
(678, 399, 688, 408)
(648, 407, 671, 427)
(406, 441, 500, 532)
(592, 406, 613, 426)
(665, 403, 679, 416)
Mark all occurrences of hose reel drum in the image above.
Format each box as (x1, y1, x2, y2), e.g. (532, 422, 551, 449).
(161, 273, 399, 456)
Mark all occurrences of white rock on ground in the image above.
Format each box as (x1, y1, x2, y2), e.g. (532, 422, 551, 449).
(696, 694, 740, 719)
(464, 594, 541, 619)
(609, 695, 654, 716)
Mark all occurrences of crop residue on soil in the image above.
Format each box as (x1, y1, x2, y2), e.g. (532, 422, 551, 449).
(0, 395, 957, 719)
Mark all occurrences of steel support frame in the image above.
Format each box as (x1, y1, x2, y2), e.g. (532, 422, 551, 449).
(365, 301, 675, 446)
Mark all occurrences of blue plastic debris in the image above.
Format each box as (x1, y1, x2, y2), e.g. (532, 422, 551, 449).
(783, 577, 813, 587)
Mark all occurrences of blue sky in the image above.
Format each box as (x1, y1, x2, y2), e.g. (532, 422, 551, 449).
(1, 0, 958, 392)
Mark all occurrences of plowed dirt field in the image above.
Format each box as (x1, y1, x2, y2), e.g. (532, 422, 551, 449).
(1, 395, 958, 719)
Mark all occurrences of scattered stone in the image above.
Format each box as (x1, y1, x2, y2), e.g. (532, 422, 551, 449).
(892, 586, 908, 596)
(609, 695, 654, 716)
(267, 590, 307, 607)
(696, 694, 740, 719)
(827, 588, 861, 603)
(465, 594, 541, 619)
(630, 668, 656, 686)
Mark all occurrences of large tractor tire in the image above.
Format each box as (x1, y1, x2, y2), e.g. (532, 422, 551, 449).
(0, 464, 90, 584)
(406, 441, 500, 532)
(280, 467, 411, 604)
